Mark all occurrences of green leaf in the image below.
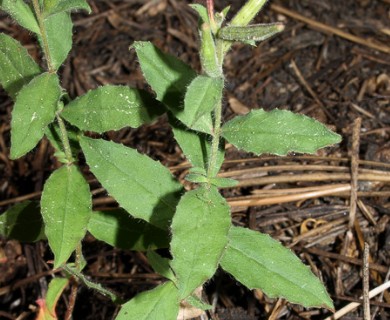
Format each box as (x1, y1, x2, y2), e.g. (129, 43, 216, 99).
(132, 41, 196, 109)
(0, 201, 45, 242)
(177, 75, 223, 134)
(209, 177, 238, 188)
(218, 23, 284, 42)
(199, 23, 222, 78)
(41, 165, 92, 268)
(0, 0, 39, 33)
(185, 173, 208, 184)
(61, 86, 164, 133)
(10, 72, 61, 159)
(0, 33, 41, 100)
(44, 278, 69, 318)
(170, 118, 224, 176)
(185, 295, 212, 311)
(88, 210, 170, 251)
(170, 186, 231, 299)
(189, 4, 209, 25)
(43, 0, 91, 17)
(220, 226, 334, 310)
(222, 109, 341, 156)
(116, 281, 179, 320)
(147, 251, 176, 282)
(39, 11, 73, 71)
(80, 137, 183, 229)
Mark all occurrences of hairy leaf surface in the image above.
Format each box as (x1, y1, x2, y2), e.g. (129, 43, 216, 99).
(61, 86, 163, 133)
(116, 281, 179, 320)
(88, 210, 169, 251)
(170, 186, 231, 299)
(222, 109, 341, 155)
(80, 137, 183, 229)
(177, 75, 223, 134)
(41, 165, 92, 268)
(0, 34, 41, 100)
(10, 72, 61, 159)
(220, 227, 334, 310)
(0, 0, 39, 33)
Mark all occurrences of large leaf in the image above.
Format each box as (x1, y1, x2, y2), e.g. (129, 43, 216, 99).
(0, 33, 41, 100)
(38, 11, 73, 71)
(0, 201, 45, 242)
(88, 210, 169, 251)
(10, 72, 61, 159)
(220, 226, 334, 310)
(41, 165, 92, 268)
(61, 86, 164, 133)
(80, 137, 183, 229)
(170, 117, 224, 177)
(0, 0, 39, 33)
(116, 281, 179, 320)
(132, 41, 196, 109)
(43, 0, 91, 17)
(170, 186, 231, 299)
(175, 75, 223, 134)
(222, 109, 341, 155)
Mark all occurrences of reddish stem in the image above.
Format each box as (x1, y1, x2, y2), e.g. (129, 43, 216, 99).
(206, 0, 216, 26)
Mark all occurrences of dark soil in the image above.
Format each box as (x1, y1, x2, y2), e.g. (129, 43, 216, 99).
(1, 0, 390, 319)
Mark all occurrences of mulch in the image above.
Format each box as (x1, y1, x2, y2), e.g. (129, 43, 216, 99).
(1, 0, 390, 319)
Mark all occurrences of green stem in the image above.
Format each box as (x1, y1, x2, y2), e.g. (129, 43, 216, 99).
(207, 98, 223, 180)
(62, 264, 124, 304)
(32, 0, 54, 72)
(56, 111, 74, 164)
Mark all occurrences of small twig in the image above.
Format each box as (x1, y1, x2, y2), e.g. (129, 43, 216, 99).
(363, 242, 371, 320)
(270, 4, 390, 54)
(349, 117, 361, 229)
(324, 280, 390, 320)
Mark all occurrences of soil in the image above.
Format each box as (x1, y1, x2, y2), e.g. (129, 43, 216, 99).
(1, 0, 390, 319)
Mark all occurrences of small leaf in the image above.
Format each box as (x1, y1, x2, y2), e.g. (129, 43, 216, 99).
(209, 177, 238, 188)
(220, 226, 334, 310)
(178, 75, 223, 134)
(222, 109, 341, 156)
(147, 251, 176, 282)
(80, 137, 183, 229)
(36, 277, 69, 320)
(0, 33, 41, 100)
(0, 0, 39, 33)
(0, 201, 45, 242)
(61, 86, 164, 133)
(116, 281, 179, 320)
(170, 186, 231, 299)
(185, 173, 208, 184)
(38, 12, 73, 71)
(170, 118, 224, 176)
(189, 4, 209, 25)
(218, 23, 284, 42)
(41, 165, 92, 268)
(132, 41, 196, 109)
(10, 72, 61, 159)
(43, 0, 91, 17)
(88, 210, 169, 251)
(185, 295, 212, 311)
